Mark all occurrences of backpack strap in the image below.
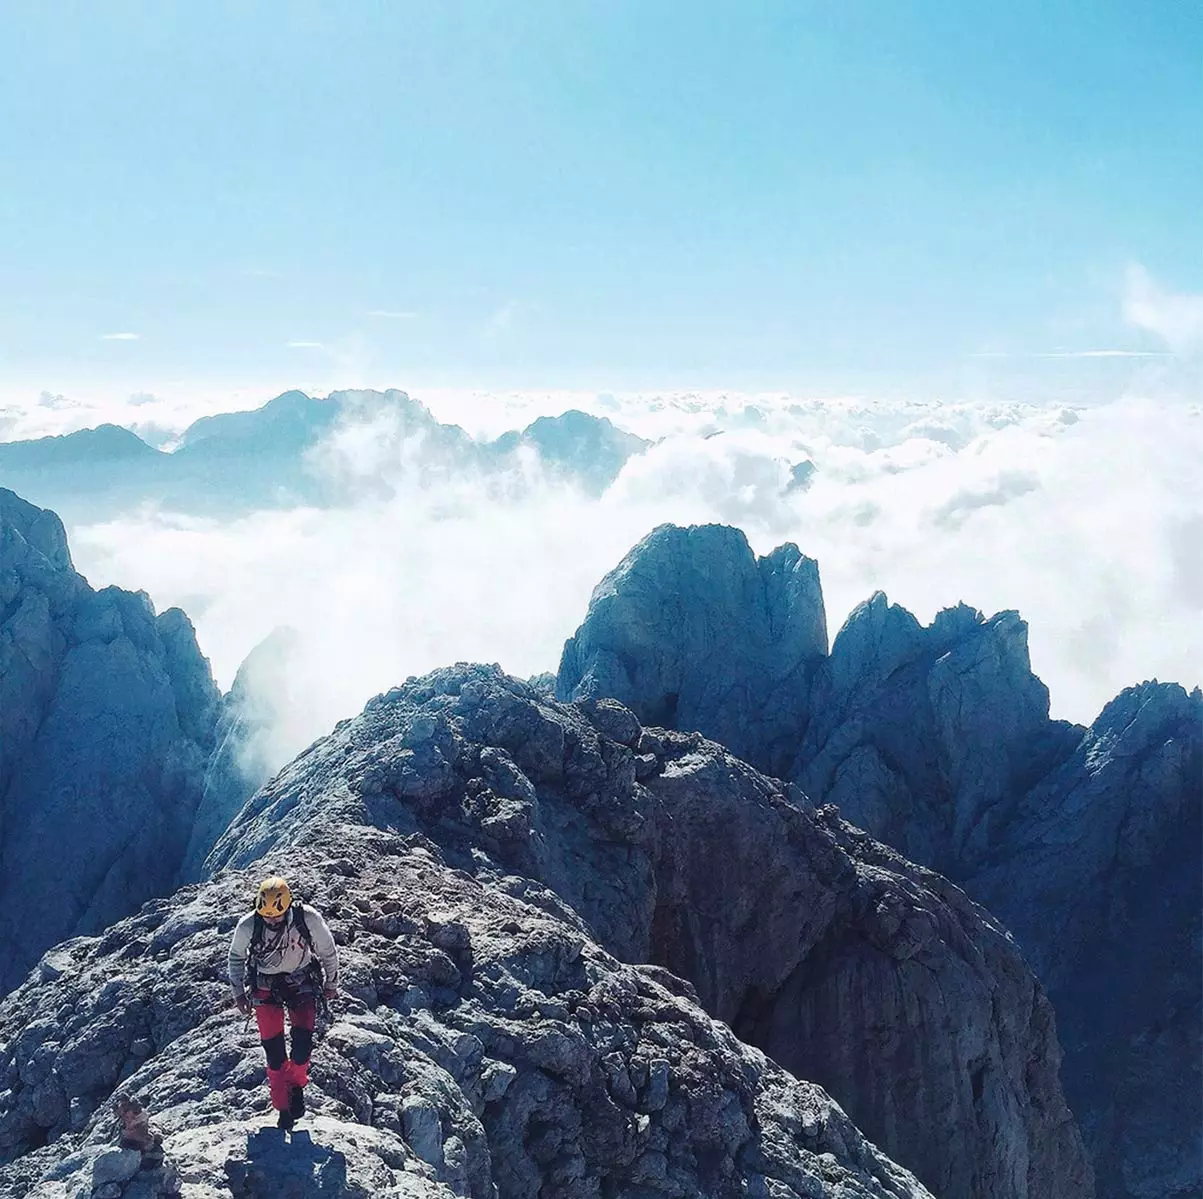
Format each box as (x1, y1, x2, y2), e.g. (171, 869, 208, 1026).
(245, 904, 316, 994)
(246, 912, 265, 992)
(292, 903, 315, 952)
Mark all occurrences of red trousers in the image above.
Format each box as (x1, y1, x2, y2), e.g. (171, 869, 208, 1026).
(253, 988, 316, 1111)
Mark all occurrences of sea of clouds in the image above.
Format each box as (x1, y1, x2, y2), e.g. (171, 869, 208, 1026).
(16, 380, 1193, 776)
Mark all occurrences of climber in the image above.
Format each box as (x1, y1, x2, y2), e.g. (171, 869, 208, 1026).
(228, 876, 340, 1130)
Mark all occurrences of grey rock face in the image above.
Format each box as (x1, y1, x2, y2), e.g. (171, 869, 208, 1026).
(798, 610, 1202, 1199)
(558, 524, 827, 776)
(200, 664, 1088, 1199)
(0, 488, 221, 993)
(556, 524, 1200, 1199)
(1, 702, 940, 1198)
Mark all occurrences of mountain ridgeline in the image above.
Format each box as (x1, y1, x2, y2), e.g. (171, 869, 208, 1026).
(0, 496, 1198, 1199)
(0, 391, 651, 522)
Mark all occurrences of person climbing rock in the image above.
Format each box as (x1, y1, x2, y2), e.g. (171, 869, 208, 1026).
(228, 876, 340, 1129)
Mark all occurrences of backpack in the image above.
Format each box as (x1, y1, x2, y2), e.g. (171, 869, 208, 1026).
(246, 903, 318, 994)
(249, 902, 315, 957)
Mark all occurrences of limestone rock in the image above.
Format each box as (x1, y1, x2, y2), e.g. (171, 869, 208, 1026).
(970, 681, 1202, 1199)
(798, 594, 1062, 876)
(0, 488, 221, 993)
(92, 1146, 141, 1184)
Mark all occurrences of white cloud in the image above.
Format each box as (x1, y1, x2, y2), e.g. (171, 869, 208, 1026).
(973, 349, 1167, 360)
(37, 391, 79, 410)
(60, 388, 1202, 782)
(100, 332, 140, 341)
(1124, 265, 1203, 353)
(286, 340, 324, 349)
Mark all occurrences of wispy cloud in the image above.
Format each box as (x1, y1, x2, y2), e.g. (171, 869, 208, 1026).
(100, 332, 140, 341)
(366, 309, 418, 320)
(972, 348, 1168, 360)
(1035, 349, 1170, 359)
(1124, 265, 1203, 353)
(286, 340, 324, 349)
(483, 300, 518, 340)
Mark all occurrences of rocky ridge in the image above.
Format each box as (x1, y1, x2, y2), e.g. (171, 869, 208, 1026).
(4, 670, 942, 1199)
(0, 488, 222, 993)
(1, 665, 1093, 1198)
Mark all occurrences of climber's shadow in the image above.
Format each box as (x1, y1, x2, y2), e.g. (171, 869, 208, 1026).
(225, 1126, 353, 1196)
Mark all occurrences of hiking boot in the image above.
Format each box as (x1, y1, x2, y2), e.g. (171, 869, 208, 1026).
(289, 1086, 306, 1120)
(277, 1109, 295, 1131)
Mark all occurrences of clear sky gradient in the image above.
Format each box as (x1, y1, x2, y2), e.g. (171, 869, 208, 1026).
(1, 1, 1200, 396)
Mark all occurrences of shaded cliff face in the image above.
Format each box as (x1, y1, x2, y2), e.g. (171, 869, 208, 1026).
(798, 592, 1069, 877)
(555, 522, 1201, 1199)
(0, 488, 221, 993)
(201, 665, 1090, 1199)
(969, 681, 1202, 1199)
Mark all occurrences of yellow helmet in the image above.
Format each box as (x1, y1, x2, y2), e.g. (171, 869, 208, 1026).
(255, 876, 292, 918)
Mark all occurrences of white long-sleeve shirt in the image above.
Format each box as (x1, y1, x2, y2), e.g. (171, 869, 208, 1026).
(227, 905, 339, 997)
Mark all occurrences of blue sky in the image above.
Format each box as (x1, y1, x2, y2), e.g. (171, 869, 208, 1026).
(1, 1, 1199, 396)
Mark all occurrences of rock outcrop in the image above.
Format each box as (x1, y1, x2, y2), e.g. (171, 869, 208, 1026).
(0, 488, 221, 993)
(797, 592, 1074, 878)
(0, 835, 933, 1199)
(557, 524, 827, 776)
(556, 522, 1202, 1199)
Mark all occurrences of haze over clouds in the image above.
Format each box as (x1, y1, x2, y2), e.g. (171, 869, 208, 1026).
(54, 383, 1200, 774)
